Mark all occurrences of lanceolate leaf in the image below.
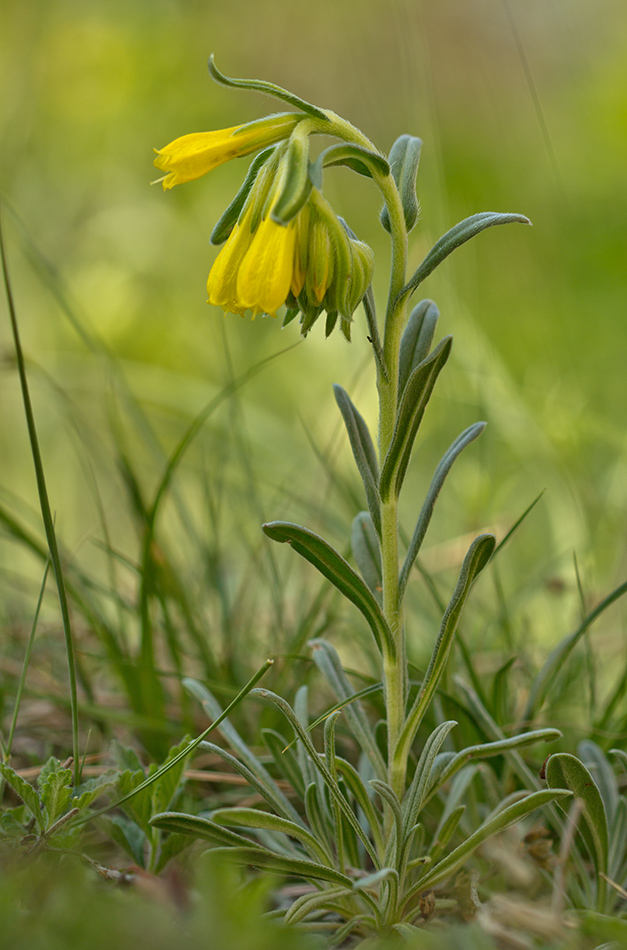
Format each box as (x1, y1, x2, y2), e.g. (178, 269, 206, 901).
(210, 147, 276, 245)
(271, 124, 312, 225)
(395, 534, 495, 763)
(545, 752, 609, 910)
(210, 807, 331, 864)
(397, 299, 439, 398)
(262, 522, 395, 659)
(380, 135, 422, 234)
(333, 385, 381, 534)
(402, 721, 458, 836)
(150, 811, 264, 848)
(399, 422, 486, 599)
(400, 212, 531, 300)
(379, 337, 452, 502)
(208, 55, 330, 122)
(310, 143, 390, 186)
(404, 788, 571, 899)
(208, 846, 353, 885)
(351, 512, 382, 600)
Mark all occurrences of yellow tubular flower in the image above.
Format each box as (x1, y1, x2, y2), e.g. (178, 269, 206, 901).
(206, 208, 256, 313)
(154, 114, 301, 190)
(236, 215, 297, 316)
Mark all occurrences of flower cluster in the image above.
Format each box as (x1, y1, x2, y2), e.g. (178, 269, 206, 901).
(154, 114, 374, 338)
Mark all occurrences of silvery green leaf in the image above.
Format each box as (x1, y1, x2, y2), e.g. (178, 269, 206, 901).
(401, 212, 531, 299)
(395, 534, 495, 761)
(399, 422, 486, 599)
(263, 522, 394, 659)
(210, 807, 331, 864)
(333, 385, 381, 535)
(402, 721, 457, 836)
(379, 337, 452, 503)
(351, 512, 382, 601)
(208, 55, 330, 122)
(397, 299, 439, 397)
(380, 134, 422, 233)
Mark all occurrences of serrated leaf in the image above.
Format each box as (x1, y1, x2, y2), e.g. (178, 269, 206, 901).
(399, 422, 486, 598)
(351, 512, 382, 600)
(0, 763, 43, 830)
(208, 55, 330, 122)
(148, 735, 192, 815)
(381, 134, 422, 233)
(401, 212, 531, 300)
(102, 815, 147, 867)
(408, 788, 571, 896)
(395, 534, 495, 763)
(262, 522, 395, 660)
(379, 337, 452, 502)
(333, 385, 381, 534)
(397, 299, 439, 397)
(210, 807, 331, 864)
(39, 768, 73, 827)
(71, 771, 119, 811)
(545, 752, 609, 909)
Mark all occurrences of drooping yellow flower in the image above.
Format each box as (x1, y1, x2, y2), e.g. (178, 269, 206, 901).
(153, 114, 301, 190)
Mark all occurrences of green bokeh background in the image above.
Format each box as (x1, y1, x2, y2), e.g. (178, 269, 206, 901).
(1, 0, 626, 631)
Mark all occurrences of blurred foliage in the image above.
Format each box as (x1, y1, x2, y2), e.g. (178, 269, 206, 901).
(0, 0, 626, 766)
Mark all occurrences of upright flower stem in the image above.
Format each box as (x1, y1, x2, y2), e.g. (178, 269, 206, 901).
(321, 113, 410, 798)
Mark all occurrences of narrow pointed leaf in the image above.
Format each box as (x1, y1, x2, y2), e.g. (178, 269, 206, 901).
(379, 337, 452, 502)
(208, 55, 330, 122)
(333, 385, 381, 534)
(406, 789, 572, 897)
(261, 729, 305, 798)
(351, 512, 382, 600)
(271, 124, 312, 225)
(252, 688, 380, 866)
(399, 422, 486, 598)
(311, 143, 390, 184)
(401, 212, 531, 299)
(396, 534, 495, 761)
(263, 522, 395, 659)
(545, 752, 609, 909)
(309, 639, 386, 779)
(381, 134, 422, 233)
(578, 741, 619, 825)
(211, 845, 355, 886)
(210, 807, 331, 864)
(210, 146, 277, 244)
(398, 299, 439, 397)
(284, 886, 355, 926)
(402, 721, 458, 835)
(150, 811, 264, 848)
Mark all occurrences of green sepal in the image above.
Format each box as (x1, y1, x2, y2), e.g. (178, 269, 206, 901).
(400, 212, 531, 300)
(271, 125, 312, 225)
(351, 511, 382, 601)
(399, 421, 487, 599)
(379, 336, 452, 502)
(398, 299, 439, 397)
(210, 147, 276, 245)
(208, 55, 330, 123)
(310, 143, 390, 187)
(545, 752, 609, 910)
(263, 521, 394, 658)
(380, 134, 422, 233)
(281, 306, 300, 328)
(333, 385, 381, 534)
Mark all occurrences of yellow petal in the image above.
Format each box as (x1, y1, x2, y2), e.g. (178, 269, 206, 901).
(207, 215, 255, 312)
(236, 217, 297, 315)
(154, 129, 242, 189)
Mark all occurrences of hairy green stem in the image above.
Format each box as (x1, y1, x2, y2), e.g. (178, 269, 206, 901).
(321, 112, 410, 797)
